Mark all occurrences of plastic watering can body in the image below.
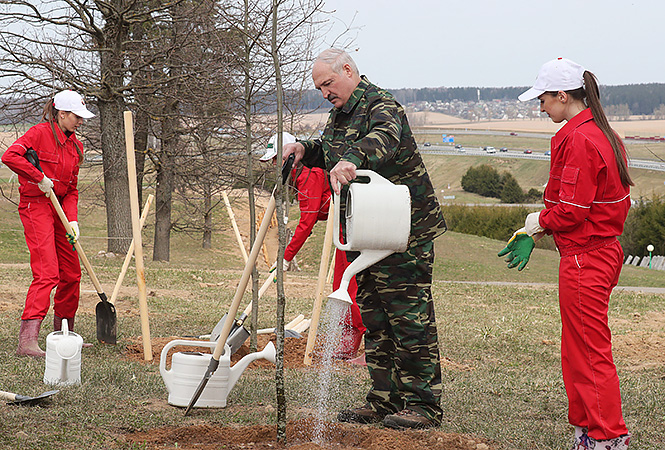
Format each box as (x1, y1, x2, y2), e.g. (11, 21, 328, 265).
(44, 319, 83, 386)
(159, 339, 276, 408)
(329, 170, 411, 304)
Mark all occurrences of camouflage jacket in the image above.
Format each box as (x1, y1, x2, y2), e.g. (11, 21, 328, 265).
(301, 76, 446, 244)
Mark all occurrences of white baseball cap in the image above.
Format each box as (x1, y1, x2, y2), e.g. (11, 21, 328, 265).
(260, 132, 296, 161)
(518, 58, 585, 102)
(53, 90, 95, 119)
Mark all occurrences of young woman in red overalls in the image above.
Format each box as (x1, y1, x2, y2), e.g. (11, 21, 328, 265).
(2, 90, 94, 357)
(499, 58, 632, 449)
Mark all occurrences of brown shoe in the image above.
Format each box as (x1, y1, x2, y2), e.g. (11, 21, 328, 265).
(383, 409, 438, 429)
(338, 404, 385, 424)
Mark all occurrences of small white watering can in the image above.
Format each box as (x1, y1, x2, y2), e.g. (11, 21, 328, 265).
(159, 339, 276, 408)
(44, 319, 83, 386)
(329, 170, 411, 304)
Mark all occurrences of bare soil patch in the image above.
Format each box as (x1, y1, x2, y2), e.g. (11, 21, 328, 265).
(124, 417, 494, 450)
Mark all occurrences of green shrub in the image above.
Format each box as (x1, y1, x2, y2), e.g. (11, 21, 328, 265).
(443, 204, 531, 241)
(500, 173, 525, 204)
(461, 164, 502, 198)
(620, 194, 665, 257)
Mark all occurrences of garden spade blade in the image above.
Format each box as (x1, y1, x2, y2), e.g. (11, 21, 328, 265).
(0, 389, 59, 406)
(96, 295, 117, 344)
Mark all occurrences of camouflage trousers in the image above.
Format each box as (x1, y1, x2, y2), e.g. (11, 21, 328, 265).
(354, 239, 442, 423)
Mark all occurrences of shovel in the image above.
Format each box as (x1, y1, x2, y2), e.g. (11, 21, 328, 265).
(24, 149, 117, 344)
(185, 153, 294, 416)
(0, 389, 59, 406)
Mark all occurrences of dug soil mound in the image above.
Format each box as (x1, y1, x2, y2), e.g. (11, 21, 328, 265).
(122, 335, 494, 450)
(124, 417, 494, 450)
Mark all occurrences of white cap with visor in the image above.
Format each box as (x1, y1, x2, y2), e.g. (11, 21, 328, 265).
(260, 132, 297, 161)
(54, 90, 95, 119)
(518, 58, 585, 102)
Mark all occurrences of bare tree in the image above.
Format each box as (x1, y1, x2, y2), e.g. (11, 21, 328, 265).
(0, 0, 196, 254)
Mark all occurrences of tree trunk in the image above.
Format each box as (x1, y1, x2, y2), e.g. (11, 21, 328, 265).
(272, 0, 287, 442)
(97, 7, 132, 254)
(153, 142, 175, 261)
(203, 181, 212, 249)
(98, 88, 132, 254)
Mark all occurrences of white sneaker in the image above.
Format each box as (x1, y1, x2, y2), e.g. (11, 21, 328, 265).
(593, 434, 631, 450)
(572, 431, 631, 450)
(571, 427, 591, 450)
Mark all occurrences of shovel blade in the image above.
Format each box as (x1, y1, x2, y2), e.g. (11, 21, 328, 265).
(96, 301, 117, 344)
(209, 314, 228, 342)
(227, 326, 250, 354)
(9, 390, 59, 406)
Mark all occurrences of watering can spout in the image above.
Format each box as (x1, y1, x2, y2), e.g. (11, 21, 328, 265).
(328, 249, 393, 305)
(228, 341, 276, 391)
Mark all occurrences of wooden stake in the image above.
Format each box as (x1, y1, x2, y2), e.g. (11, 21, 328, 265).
(303, 200, 335, 365)
(124, 111, 152, 361)
(109, 194, 154, 305)
(222, 191, 248, 263)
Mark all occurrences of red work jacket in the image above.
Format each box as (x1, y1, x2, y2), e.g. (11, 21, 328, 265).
(284, 166, 331, 261)
(539, 108, 630, 254)
(1, 122, 81, 221)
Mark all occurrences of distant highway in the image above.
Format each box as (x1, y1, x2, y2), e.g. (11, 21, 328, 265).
(420, 145, 665, 172)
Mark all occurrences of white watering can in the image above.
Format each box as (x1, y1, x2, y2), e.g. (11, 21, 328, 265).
(159, 339, 276, 408)
(44, 319, 83, 386)
(329, 170, 411, 304)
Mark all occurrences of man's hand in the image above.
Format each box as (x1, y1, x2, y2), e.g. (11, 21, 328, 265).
(498, 227, 535, 271)
(282, 142, 305, 166)
(38, 175, 53, 196)
(329, 161, 357, 195)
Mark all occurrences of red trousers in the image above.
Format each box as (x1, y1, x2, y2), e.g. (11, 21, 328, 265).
(333, 248, 366, 354)
(19, 198, 81, 320)
(559, 239, 628, 440)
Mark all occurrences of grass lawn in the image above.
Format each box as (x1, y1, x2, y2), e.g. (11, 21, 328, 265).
(0, 159, 663, 449)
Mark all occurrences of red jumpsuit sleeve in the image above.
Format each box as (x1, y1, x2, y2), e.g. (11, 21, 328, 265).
(284, 169, 327, 261)
(1, 127, 48, 183)
(539, 133, 601, 232)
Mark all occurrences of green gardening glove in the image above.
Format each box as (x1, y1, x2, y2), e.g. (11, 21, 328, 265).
(65, 232, 77, 252)
(498, 227, 535, 271)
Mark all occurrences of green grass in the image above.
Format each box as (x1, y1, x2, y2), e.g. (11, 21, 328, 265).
(0, 159, 664, 449)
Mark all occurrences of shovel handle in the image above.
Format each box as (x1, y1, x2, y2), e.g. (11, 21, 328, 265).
(0, 390, 18, 402)
(23, 149, 106, 298)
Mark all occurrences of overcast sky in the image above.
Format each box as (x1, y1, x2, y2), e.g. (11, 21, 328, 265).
(315, 0, 665, 89)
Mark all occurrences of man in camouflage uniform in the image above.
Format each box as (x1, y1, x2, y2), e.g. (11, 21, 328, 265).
(283, 48, 446, 429)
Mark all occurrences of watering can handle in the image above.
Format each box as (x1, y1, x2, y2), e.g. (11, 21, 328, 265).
(333, 170, 389, 251)
(159, 340, 223, 376)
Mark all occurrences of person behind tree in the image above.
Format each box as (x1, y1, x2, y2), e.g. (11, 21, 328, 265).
(262, 132, 366, 360)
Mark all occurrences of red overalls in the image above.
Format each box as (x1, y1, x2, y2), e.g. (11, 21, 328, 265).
(539, 108, 630, 440)
(1, 122, 82, 321)
(286, 166, 365, 354)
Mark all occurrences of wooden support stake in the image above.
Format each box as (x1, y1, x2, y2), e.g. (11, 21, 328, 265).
(109, 194, 154, 305)
(303, 200, 335, 365)
(124, 111, 152, 361)
(222, 191, 248, 263)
